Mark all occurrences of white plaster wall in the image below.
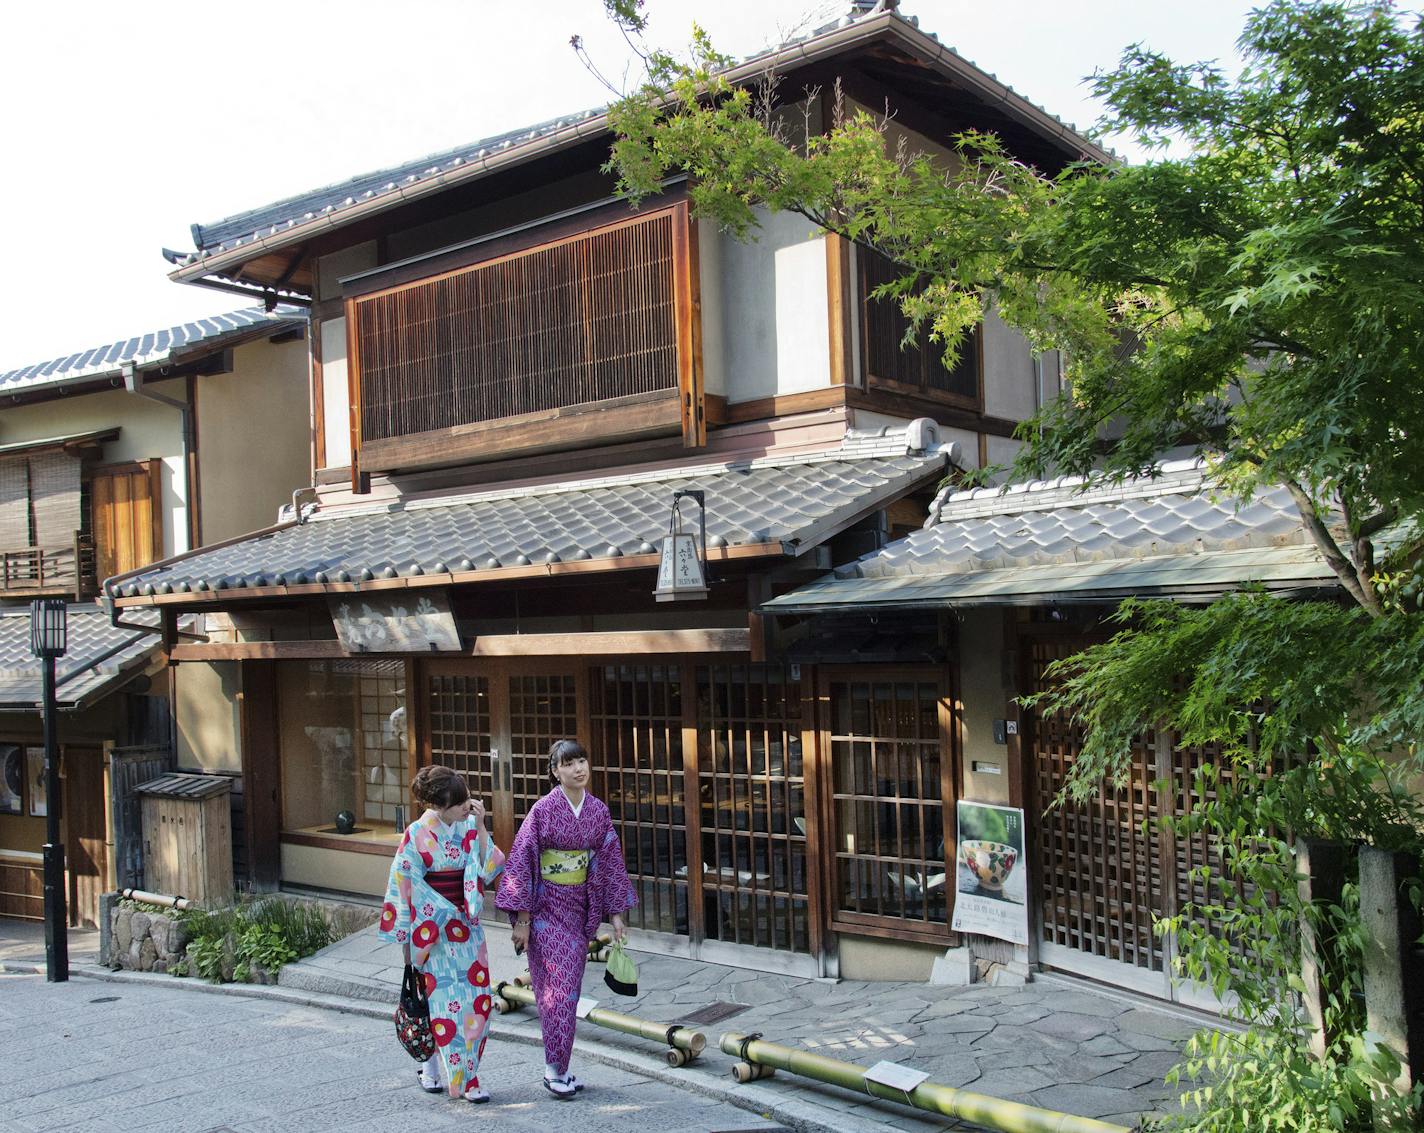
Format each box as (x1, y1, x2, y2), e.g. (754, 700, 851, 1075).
(986, 434, 1026, 473)
(697, 216, 727, 398)
(958, 607, 1014, 806)
(982, 306, 1038, 422)
(175, 661, 241, 774)
(716, 208, 831, 403)
(319, 317, 352, 470)
(0, 380, 189, 555)
(317, 241, 378, 302)
(197, 336, 311, 541)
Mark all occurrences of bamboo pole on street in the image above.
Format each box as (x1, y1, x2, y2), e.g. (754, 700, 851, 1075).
(719, 1032, 1135, 1133)
(494, 979, 707, 1066)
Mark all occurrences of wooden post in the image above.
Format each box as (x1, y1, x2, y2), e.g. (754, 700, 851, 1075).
(1358, 846, 1423, 1127)
(1295, 838, 1348, 1061)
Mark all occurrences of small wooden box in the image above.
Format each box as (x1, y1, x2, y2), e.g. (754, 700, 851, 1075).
(136, 773, 233, 904)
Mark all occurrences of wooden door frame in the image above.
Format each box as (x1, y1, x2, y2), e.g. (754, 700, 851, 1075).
(417, 656, 589, 853)
(815, 663, 960, 946)
(238, 660, 282, 891)
(61, 744, 106, 928)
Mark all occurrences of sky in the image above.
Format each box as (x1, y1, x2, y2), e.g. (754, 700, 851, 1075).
(0, 0, 1270, 373)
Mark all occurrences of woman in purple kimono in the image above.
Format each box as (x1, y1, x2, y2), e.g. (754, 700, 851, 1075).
(496, 738, 636, 1099)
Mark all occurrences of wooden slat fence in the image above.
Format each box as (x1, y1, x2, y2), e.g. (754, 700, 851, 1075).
(110, 745, 175, 890)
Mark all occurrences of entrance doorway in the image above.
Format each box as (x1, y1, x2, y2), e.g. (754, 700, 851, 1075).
(819, 668, 957, 944)
(421, 659, 820, 973)
(65, 746, 107, 928)
(424, 663, 586, 851)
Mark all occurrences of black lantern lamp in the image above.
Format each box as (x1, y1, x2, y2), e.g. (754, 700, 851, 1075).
(29, 598, 68, 982)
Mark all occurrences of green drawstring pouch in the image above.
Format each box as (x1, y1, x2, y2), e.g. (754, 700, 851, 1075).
(603, 939, 638, 996)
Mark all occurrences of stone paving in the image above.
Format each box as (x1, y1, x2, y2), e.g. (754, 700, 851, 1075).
(277, 922, 1209, 1130)
(1, 916, 1215, 1131)
(0, 968, 785, 1133)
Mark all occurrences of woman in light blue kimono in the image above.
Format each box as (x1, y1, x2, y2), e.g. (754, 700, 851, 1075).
(379, 765, 504, 1102)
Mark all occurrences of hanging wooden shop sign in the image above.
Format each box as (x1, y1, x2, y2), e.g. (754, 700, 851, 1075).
(329, 589, 462, 652)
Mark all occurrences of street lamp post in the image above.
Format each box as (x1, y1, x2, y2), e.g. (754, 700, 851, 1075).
(30, 598, 67, 982)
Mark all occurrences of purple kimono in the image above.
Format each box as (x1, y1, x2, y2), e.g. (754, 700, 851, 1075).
(495, 789, 636, 1075)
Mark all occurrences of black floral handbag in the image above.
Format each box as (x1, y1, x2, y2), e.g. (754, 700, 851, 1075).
(394, 963, 436, 1061)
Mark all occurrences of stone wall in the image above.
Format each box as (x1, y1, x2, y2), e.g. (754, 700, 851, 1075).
(108, 901, 187, 973)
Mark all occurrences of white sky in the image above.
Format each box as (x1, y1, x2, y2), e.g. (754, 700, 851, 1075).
(0, 0, 1269, 373)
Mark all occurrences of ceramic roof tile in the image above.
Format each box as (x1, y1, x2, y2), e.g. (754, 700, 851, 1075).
(0, 306, 307, 396)
(107, 445, 949, 601)
(0, 606, 161, 711)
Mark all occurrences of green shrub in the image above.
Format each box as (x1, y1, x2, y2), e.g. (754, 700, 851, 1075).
(176, 895, 356, 985)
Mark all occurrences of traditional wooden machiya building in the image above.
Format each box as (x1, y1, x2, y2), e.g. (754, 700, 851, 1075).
(110, 5, 1118, 980)
(0, 307, 308, 926)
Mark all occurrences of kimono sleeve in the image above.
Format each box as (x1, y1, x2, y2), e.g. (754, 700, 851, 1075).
(495, 801, 541, 917)
(378, 822, 462, 967)
(461, 820, 506, 919)
(585, 800, 637, 941)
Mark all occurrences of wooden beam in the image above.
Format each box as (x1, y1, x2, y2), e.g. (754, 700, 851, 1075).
(825, 234, 854, 386)
(467, 628, 749, 656)
(358, 390, 683, 474)
(171, 627, 751, 662)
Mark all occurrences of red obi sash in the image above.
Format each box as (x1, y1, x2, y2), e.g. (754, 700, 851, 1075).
(426, 869, 465, 905)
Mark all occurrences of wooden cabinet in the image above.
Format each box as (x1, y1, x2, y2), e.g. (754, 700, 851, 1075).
(136, 773, 233, 904)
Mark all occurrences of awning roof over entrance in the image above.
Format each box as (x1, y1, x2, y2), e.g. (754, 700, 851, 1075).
(765, 459, 1343, 613)
(0, 606, 160, 712)
(107, 439, 951, 607)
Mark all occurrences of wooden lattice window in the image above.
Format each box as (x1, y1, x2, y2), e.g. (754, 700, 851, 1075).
(1029, 635, 1165, 972)
(428, 672, 493, 807)
(348, 203, 703, 474)
(860, 248, 980, 405)
(826, 671, 954, 938)
(591, 665, 688, 937)
(508, 673, 578, 829)
(696, 665, 810, 954)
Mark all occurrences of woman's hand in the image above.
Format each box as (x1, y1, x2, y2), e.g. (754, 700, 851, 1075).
(469, 796, 486, 828)
(610, 914, 628, 943)
(511, 917, 531, 954)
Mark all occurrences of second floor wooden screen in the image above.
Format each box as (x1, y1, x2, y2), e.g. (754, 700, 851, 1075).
(90, 461, 162, 580)
(0, 453, 81, 552)
(349, 203, 701, 472)
(860, 248, 980, 405)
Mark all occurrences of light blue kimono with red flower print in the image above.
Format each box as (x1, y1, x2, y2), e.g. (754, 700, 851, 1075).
(379, 809, 505, 1097)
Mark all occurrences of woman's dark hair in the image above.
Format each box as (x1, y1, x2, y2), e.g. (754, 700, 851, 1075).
(411, 765, 470, 809)
(548, 738, 588, 779)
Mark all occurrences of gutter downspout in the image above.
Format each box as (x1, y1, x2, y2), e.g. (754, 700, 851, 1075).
(121, 362, 195, 552)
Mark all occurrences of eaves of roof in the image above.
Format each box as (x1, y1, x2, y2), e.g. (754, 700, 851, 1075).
(167, 10, 1108, 293)
(0, 606, 162, 712)
(103, 440, 952, 608)
(0, 428, 121, 458)
(0, 305, 308, 400)
(763, 543, 1341, 613)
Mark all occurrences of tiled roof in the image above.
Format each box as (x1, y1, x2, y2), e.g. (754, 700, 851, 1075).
(107, 434, 951, 603)
(864, 460, 1306, 579)
(765, 461, 1338, 612)
(0, 305, 307, 397)
(0, 606, 161, 711)
(167, 6, 1104, 280)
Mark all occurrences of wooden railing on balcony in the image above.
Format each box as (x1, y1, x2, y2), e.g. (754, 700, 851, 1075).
(347, 201, 704, 476)
(0, 531, 98, 600)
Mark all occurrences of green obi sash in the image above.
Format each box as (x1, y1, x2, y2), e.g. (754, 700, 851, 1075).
(540, 849, 590, 885)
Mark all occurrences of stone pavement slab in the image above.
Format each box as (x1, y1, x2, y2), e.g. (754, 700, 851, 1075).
(2, 913, 1217, 1131)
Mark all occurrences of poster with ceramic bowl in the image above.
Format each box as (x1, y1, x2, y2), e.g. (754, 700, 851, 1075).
(950, 800, 1028, 945)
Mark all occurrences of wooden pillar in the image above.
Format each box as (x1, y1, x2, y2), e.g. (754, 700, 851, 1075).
(1296, 838, 1349, 1061)
(237, 661, 282, 891)
(1359, 846, 1423, 1126)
